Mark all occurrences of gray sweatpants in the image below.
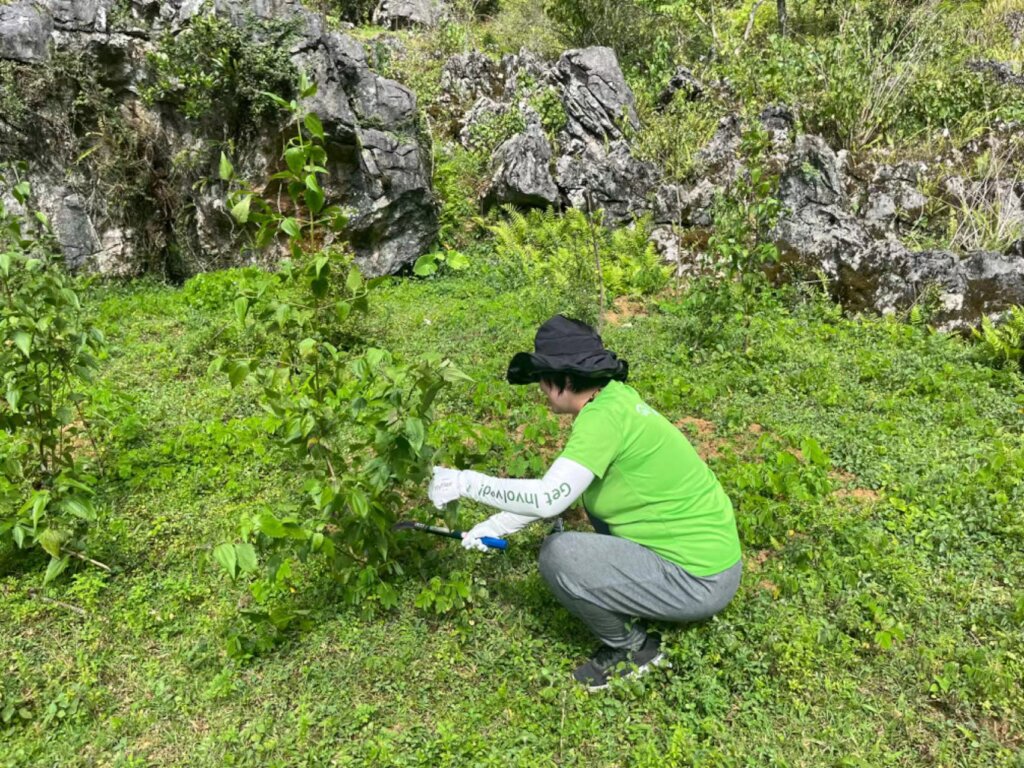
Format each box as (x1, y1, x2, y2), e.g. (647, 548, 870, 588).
(538, 531, 742, 650)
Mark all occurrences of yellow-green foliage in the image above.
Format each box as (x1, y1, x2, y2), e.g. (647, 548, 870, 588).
(487, 207, 669, 323)
(973, 306, 1024, 369)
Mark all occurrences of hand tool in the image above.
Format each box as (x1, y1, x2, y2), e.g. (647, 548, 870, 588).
(392, 521, 508, 550)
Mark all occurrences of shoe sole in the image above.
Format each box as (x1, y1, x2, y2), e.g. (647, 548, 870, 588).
(584, 652, 669, 692)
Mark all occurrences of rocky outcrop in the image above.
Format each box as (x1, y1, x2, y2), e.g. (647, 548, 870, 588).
(552, 46, 639, 156)
(484, 117, 559, 210)
(657, 66, 704, 108)
(858, 163, 928, 238)
(0, 2, 53, 63)
(968, 60, 1024, 88)
(440, 51, 503, 109)
(373, 0, 447, 29)
(772, 135, 868, 274)
(830, 240, 1024, 331)
(0, 0, 438, 278)
(556, 142, 659, 225)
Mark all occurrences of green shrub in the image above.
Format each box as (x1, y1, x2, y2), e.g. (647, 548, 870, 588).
(211, 81, 470, 654)
(0, 169, 107, 583)
(140, 11, 299, 128)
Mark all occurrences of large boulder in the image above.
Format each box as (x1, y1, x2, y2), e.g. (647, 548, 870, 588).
(1, 0, 438, 278)
(484, 117, 559, 210)
(771, 134, 868, 279)
(552, 47, 639, 156)
(0, 2, 54, 63)
(556, 141, 660, 225)
(834, 240, 1024, 331)
(372, 0, 447, 29)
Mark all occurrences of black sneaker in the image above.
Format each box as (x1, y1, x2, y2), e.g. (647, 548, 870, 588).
(572, 634, 664, 691)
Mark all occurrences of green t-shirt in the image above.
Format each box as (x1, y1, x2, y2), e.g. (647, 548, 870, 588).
(559, 380, 741, 577)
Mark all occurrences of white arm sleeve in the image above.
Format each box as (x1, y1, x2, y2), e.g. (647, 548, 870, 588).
(457, 457, 594, 520)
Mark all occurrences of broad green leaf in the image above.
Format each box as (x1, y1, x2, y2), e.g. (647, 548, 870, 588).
(298, 337, 317, 357)
(304, 113, 324, 139)
(257, 512, 287, 538)
(335, 300, 351, 323)
(801, 437, 830, 468)
(12, 331, 31, 358)
(12, 525, 25, 549)
(12, 181, 30, 203)
(218, 152, 234, 181)
(213, 542, 238, 579)
(228, 361, 249, 388)
(0, 251, 10, 277)
(258, 90, 293, 110)
(230, 194, 251, 224)
(62, 497, 94, 520)
(304, 174, 324, 214)
(440, 362, 474, 383)
(345, 267, 363, 293)
(235, 542, 258, 574)
(405, 417, 425, 451)
(280, 217, 301, 238)
(314, 255, 329, 278)
(234, 297, 249, 325)
(30, 492, 49, 526)
(413, 253, 438, 277)
(37, 529, 62, 558)
(285, 146, 306, 176)
(445, 250, 470, 270)
(207, 356, 226, 377)
(43, 555, 69, 585)
(5, 387, 20, 412)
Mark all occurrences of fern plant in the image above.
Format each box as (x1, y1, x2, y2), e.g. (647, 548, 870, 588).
(486, 207, 669, 323)
(973, 306, 1024, 370)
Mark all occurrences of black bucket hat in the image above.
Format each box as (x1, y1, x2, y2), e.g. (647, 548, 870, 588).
(506, 315, 629, 385)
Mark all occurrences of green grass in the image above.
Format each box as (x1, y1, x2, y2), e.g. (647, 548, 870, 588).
(2, 270, 1023, 766)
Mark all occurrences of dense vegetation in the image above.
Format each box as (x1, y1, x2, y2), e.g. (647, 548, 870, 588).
(2, 0, 1024, 765)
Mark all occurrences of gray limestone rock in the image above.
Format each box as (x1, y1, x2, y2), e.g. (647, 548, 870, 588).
(0, 2, 54, 63)
(440, 51, 503, 109)
(834, 239, 1024, 332)
(552, 47, 639, 156)
(652, 180, 716, 228)
(859, 163, 928, 238)
(657, 66, 704, 108)
(501, 48, 550, 102)
(40, 0, 112, 32)
(372, 0, 447, 29)
(483, 117, 559, 210)
(555, 141, 660, 226)
(348, 127, 437, 276)
(693, 115, 743, 186)
(968, 59, 1024, 88)
(771, 134, 868, 279)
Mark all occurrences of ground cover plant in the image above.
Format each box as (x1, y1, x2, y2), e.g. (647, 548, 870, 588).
(3, 0, 1024, 765)
(2, 254, 1023, 764)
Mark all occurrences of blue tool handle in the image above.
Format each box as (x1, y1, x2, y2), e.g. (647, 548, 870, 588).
(481, 536, 508, 550)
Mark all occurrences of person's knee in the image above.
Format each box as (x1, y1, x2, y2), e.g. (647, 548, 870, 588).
(538, 532, 578, 584)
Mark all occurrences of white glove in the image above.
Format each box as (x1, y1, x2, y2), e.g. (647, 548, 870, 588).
(460, 512, 535, 552)
(428, 466, 462, 509)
